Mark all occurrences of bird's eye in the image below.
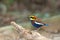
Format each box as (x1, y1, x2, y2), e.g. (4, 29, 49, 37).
(30, 17, 35, 19)
(31, 17, 35, 19)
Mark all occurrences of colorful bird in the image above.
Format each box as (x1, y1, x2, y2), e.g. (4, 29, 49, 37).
(29, 16, 48, 30)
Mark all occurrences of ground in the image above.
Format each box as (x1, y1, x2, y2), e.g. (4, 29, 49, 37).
(0, 15, 60, 40)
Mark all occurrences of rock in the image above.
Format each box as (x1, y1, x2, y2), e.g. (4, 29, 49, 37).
(53, 37, 60, 40)
(10, 21, 52, 40)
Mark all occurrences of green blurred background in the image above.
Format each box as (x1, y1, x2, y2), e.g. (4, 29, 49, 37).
(0, 0, 60, 28)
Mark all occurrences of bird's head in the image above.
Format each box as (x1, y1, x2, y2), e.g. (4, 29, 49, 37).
(29, 16, 37, 20)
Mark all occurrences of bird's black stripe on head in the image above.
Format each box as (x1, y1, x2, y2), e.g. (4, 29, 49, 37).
(30, 17, 35, 19)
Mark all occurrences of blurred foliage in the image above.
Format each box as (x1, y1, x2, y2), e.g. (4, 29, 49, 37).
(0, 0, 60, 27)
(9, 0, 14, 4)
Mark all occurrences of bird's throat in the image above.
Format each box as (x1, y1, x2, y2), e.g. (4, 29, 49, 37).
(31, 20, 35, 24)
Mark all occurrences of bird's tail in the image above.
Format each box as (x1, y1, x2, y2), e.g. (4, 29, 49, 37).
(44, 24, 48, 26)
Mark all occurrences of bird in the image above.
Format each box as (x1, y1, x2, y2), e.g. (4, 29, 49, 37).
(29, 16, 48, 30)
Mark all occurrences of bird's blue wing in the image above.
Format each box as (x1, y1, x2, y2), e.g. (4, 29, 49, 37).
(35, 22, 44, 25)
(35, 21, 48, 26)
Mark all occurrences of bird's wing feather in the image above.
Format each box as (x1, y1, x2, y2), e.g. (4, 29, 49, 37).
(35, 21, 44, 25)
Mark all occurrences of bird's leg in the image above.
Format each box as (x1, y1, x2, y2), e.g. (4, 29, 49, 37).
(34, 28, 41, 31)
(41, 26, 46, 30)
(33, 28, 39, 31)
